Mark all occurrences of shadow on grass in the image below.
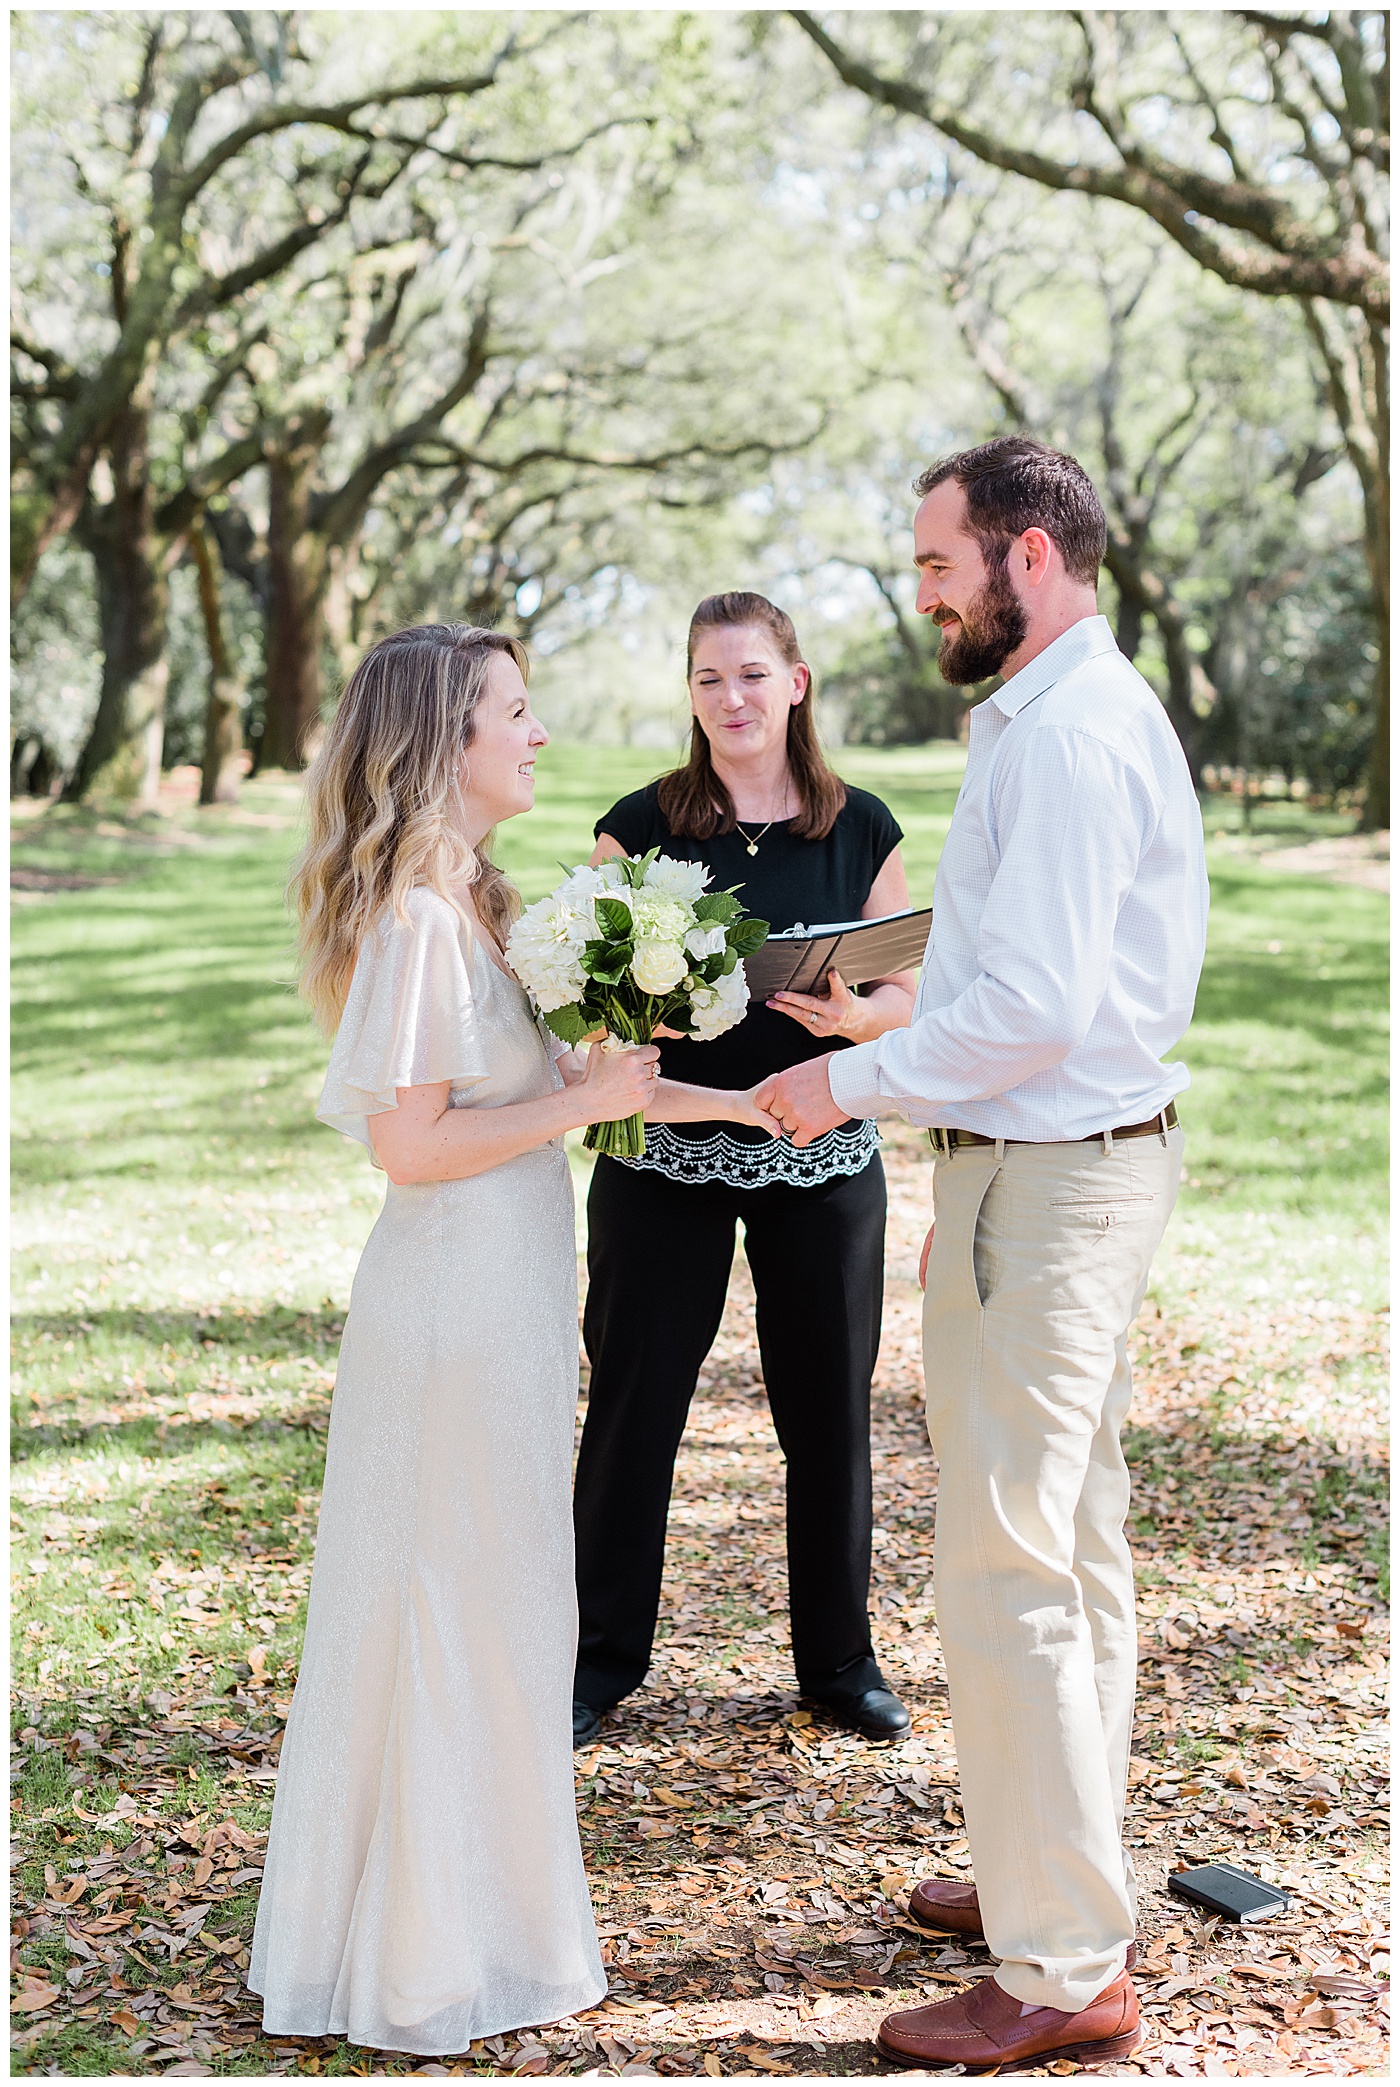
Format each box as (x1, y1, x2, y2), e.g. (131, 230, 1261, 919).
(12, 1306, 346, 1459)
(11, 1408, 333, 1462)
(13, 1304, 347, 1349)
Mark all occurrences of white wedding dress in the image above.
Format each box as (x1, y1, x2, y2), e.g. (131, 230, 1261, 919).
(249, 887, 606, 2053)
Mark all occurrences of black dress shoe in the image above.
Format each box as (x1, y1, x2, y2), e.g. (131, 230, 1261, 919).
(573, 1699, 605, 1747)
(807, 1685, 911, 1741)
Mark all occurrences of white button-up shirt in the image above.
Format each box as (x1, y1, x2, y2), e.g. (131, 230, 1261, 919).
(828, 615, 1208, 1140)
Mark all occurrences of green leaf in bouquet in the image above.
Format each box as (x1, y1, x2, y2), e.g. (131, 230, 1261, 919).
(727, 916, 770, 957)
(626, 848, 661, 887)
(593, 896, 634, 941)
(694, 954, 727, 984)
(692, 891, 740, 924)
(581, 941, 631, 985)
(542, 1003, 590, 1047)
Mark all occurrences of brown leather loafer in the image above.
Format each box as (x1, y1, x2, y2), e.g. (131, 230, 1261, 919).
(908, 1876, 985, 1936)
(876, 1970, 1141, 2070)
(908, 1876, 1137, 1971)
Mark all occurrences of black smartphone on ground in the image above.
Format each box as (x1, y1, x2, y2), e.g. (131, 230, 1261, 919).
(1167, 1863, 1290, 1922)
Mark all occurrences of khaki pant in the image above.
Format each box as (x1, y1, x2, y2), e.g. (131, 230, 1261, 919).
(922, 1126, 1184, 2013)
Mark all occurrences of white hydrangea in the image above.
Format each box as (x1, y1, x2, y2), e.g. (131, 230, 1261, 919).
(689, 960, 749, 1041)
(626, 889, 692, 945)
(643, 855, 709, 906)
(506, 892, 591, 1011)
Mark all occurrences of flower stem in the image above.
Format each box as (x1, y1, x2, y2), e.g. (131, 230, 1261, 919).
(583, 1111, 646, 1158)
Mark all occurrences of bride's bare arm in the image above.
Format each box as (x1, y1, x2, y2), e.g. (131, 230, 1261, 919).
(646, 1079, 780, 1133)
(370, 1041, 660, 1185)
(554, 1050, 779, 1135)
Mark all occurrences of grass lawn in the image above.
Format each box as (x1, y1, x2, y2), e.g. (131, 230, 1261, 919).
(10, 751, 1388, 2077)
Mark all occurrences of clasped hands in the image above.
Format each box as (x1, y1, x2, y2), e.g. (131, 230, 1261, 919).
(730, 1069, 838, 1144)
(737, 968, 868, 1142)
(745, 966, 864, 1145)
(742, 968, 863, 1152)
(576, 968, 863, 1141)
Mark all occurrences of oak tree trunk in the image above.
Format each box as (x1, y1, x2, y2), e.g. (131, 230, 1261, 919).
(1302, 306, 1389, 829)
(1359, 395, 1389, 832)
(261, 437, 329, 771)
(65, 397, 168, 806)
(190, 515, 245, 806)
(1103, 539, 1210, 784)
(1114, 591, 1145, 666)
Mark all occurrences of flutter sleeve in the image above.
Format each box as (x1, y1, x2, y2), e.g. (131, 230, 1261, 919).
(316, 888, 491, 1153)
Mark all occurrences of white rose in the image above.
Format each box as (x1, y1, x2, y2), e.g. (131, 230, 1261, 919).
(684, 923, 728, 960)
(631, 938, 689, 994)
(644, 856, 709, 905)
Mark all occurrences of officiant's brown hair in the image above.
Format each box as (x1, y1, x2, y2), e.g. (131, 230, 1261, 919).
(658, 592, 846, 841)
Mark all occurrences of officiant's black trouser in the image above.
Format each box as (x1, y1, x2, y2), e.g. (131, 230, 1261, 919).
(574, 1152, 887, 1710)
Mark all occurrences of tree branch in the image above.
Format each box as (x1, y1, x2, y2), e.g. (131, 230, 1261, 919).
(156, 430, 271, 540)
(312, 305, 496, 546)
(348, 111, 657, 175)
(172, 151, 376, 324)
(175, 59, 514, 202)
(789, 9, 1389, 313)
(10, 334, 82, 397)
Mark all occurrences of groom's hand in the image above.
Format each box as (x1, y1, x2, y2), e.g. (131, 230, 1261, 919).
(756, 1055, 847, 1147)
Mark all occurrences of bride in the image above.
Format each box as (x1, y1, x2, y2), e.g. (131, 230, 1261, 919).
(251, 623, 775, 2054)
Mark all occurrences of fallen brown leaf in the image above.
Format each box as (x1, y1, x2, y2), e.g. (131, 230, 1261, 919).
(11, 1982, 60, 2015)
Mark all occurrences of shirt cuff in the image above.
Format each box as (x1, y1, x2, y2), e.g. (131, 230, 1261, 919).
(828, 1041, 887, 1122)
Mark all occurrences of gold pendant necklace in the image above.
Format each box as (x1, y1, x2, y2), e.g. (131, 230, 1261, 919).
(734, 817, 775, 858)
(734, 790, 792, 857)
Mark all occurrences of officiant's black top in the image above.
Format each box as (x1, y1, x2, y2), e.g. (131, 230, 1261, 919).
(595, 779, 903, 1188)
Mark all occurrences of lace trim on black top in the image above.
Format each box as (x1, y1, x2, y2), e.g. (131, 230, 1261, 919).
(615, 1120, 880, 1189)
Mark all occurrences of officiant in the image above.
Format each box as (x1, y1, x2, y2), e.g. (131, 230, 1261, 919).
(572, 590, 917, 1747)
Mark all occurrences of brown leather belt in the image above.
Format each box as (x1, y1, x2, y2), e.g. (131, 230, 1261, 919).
(929, 1101, 1178, 1157)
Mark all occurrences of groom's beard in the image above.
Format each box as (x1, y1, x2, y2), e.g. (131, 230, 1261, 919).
(935, 558, 1027, 685)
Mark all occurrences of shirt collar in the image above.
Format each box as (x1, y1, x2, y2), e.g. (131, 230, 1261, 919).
(990, 614, 1118, 718)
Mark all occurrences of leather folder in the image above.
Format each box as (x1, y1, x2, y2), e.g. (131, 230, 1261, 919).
(744, 907, 932, 998)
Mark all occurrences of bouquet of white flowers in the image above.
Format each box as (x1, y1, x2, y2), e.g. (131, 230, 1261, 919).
(507, 850, 768, 1158)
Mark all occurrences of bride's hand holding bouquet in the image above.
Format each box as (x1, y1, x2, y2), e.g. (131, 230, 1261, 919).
(507, 850, 770, 1157)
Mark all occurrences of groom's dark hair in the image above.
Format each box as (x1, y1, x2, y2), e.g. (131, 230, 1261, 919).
(915, 437, 1107, 584)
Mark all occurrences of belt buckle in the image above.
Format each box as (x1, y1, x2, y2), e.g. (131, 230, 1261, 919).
(930, 1127, 952, 1158)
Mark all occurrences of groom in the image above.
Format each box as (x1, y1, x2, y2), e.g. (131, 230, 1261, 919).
(758, 437, 1207, 2070)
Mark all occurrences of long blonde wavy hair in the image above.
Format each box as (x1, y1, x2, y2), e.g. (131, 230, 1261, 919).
(290, 622, 528, 1033)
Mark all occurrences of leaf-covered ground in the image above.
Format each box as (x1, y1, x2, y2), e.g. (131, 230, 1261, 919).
(11, 766, 1388, 2076)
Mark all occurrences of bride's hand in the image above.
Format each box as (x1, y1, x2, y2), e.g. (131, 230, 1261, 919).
(578, 1040, 660, 1123)
(731, 1084, 783, 1138)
